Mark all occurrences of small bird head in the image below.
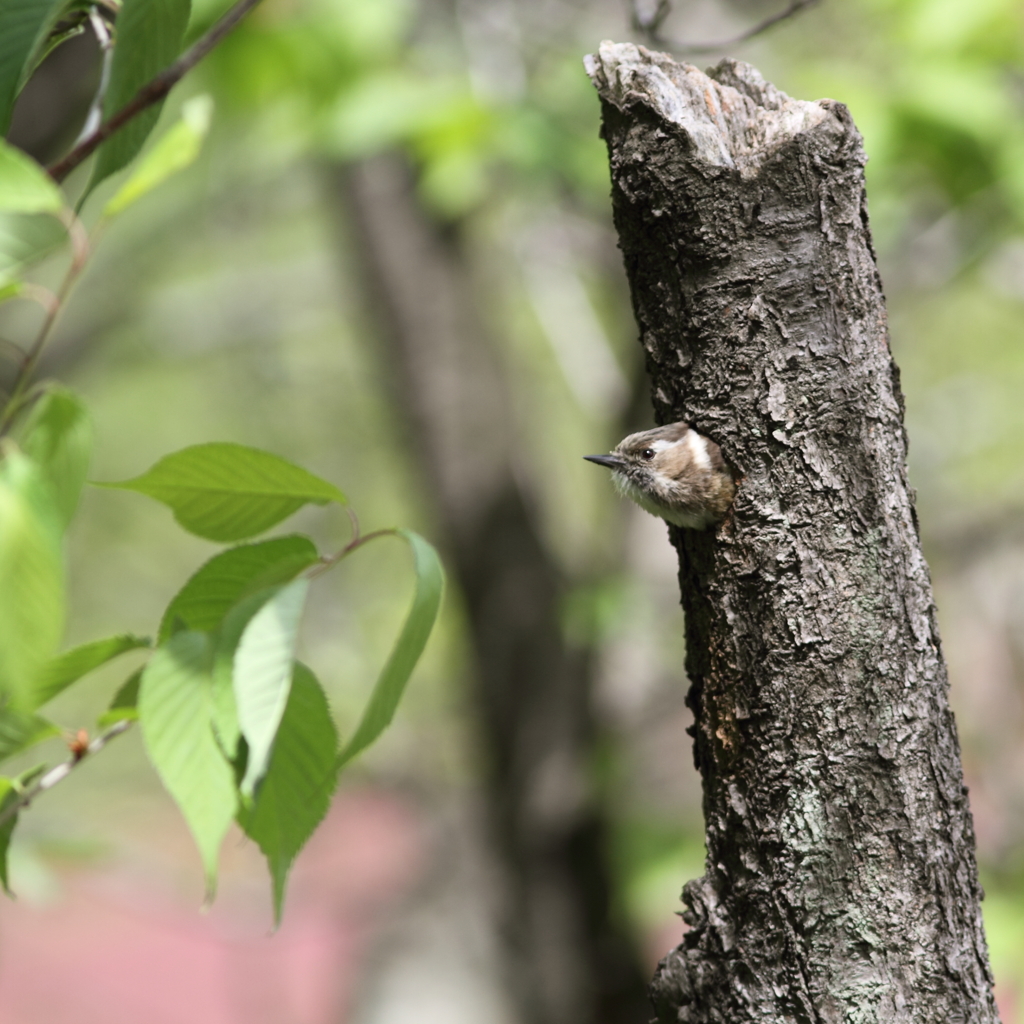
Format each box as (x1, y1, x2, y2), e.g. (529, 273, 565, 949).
(584, 422, 734, 529)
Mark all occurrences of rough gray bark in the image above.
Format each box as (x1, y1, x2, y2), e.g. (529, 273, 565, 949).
(586, 43, 998, 1024)
(331, 155, 650, 1024)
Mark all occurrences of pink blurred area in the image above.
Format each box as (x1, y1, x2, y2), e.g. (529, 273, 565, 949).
(999, 987, 1019, 1024)
(4, 783, 1016, 1024)
(0, 790, 424, 1024)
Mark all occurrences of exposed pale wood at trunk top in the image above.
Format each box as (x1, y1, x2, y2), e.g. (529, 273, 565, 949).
(588, 42, 999, 1024)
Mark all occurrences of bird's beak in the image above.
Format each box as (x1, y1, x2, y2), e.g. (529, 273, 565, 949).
(584, 454, 626, 470)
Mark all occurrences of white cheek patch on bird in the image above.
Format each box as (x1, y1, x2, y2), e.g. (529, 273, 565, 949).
(684, 429, 712, 471)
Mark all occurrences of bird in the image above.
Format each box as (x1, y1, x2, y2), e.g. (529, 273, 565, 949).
(584, 422, 735, 529)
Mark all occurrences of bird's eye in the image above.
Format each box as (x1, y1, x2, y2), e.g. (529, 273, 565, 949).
(641, 448, 655, 460)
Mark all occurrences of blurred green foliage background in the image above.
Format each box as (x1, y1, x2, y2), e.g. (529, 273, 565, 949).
(3, 0, 1024, 1019)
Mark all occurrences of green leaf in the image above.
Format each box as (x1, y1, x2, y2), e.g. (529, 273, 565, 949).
(104, 94, 213, 217)
(0, 764, 43, 895)
(138, 631, 236, 897)
(0, 706, 58, 761)
(158, 535, 319, 644)
(97, 667, 142, 728)
(34, 634, 149, 709)
(0, 139, 63, 214)
(0, 450, 64, 707)
(238, 663, 337, 925)
(210, 660, 239, 761)
(89, 0, 191, 191)
(0, 778, 17, 894)
(17, 386, 93, 531)
(162, 537, 321, 763)
(234, 578, 309, 797)
(210, 589, 276, 761)
(337, 529, 443, 769)
(99, 443, 347, 542)
(0, 211, 67, 279)
(0, 0, 68, 134)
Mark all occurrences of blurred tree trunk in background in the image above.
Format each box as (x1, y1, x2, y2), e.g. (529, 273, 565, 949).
(588, 45, 999, 1023)
(329, 154, 650, 1024)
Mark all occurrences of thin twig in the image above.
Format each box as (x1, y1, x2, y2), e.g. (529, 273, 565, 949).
(306, 528, 397, 581)
(18, 283, 60, 317)
(48, 0, 265, 183)
(0, 720, 133, 831)
(633, 0, 821, 55)
(0, 210, 90, 436)
(344, 503, 360, 544)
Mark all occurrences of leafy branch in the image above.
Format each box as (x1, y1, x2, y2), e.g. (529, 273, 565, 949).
(48, 0, 265, 183)
(0, 0, 444, 927)
(0, 436, 443, 919)
(0, 514, 435, 837)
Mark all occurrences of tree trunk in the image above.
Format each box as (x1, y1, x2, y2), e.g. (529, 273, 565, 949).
(585, 43, 999, 1024)
(330, 154, 650, 1024)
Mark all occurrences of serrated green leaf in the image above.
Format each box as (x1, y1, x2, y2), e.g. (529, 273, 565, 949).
(104, 94, 213, 217)
(17, 386, 93, 531)
(0, 211, 67, 279)
(99, 443, 347, 542)
(34, 634, 149, 709)
(0, 0, 69, 134)
(0, 706, 58, 761)
(89, 0, 191, 191)
(0, 450, 64, 706)
(97, 667, 142, 728)
(239, 663, 337, 926)
(337, 529, 443, 769)
(139, 631, 237, 898)
(234, 578, 308, 797)
(0, 139, 63, 213)
(159, 535, 319, 644)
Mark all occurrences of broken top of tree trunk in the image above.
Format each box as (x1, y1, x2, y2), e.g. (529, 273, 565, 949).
(587, 44, 999, 1024)
(585, 42, 827, 177)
